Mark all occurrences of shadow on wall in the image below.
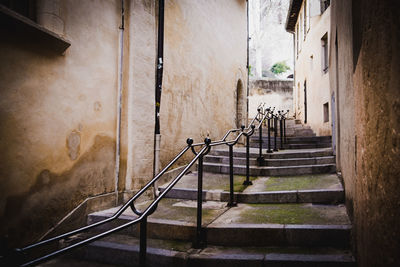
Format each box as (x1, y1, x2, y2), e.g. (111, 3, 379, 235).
(1, 135, 115, 247)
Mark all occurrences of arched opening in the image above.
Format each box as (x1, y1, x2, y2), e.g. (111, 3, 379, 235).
(236, 79, 245, 128)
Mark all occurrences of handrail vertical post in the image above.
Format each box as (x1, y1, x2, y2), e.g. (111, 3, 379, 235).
(243, 132, 252, 185)
(194, 153, 204, 248)
(227, 144, 237, 207)
(257, 118, 264, 166)
(283, 118, 287, 144)
(273, 116, 278, 152)
(139, 216, 147, 267)
(267, 115, 273, 153)
(280, 117, 284, 150)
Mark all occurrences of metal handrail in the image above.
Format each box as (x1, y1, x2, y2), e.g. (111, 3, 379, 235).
(12, 106, 291, 266)
(12, 107, 275, 267)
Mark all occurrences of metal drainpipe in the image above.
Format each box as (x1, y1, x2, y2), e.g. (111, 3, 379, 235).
(115, 0, 124, 205)
(153, 0, 165, 197)
(292, 33, 296, 118)
(246, 0, 250, 125)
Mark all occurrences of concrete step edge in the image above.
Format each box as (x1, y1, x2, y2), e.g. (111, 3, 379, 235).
(79, 237, 355, 266)
(159, 187, 344, 204)
(203, 162, 336, 170)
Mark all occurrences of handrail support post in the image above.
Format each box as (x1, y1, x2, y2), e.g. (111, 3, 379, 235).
(283, 118, 287, 144)
(139, 216, 147, 267)
(267, 117, 273, 153)
(194, 154, 205, 248)
(273, 116, 278, 152)
(227, 144, 237, 207)
(280, 118, 284, 150)
(257, 119, 265, 165)
(243, 134, 252, 185)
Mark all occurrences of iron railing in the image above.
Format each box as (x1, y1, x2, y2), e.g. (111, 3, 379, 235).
(8, 105, 289, 267)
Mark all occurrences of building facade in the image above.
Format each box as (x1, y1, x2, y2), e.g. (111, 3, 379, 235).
(286, 1, 400, 264)
(0, 0, 248, 247)
(329, 0, 400, 266)
(286, 0, 332, 136)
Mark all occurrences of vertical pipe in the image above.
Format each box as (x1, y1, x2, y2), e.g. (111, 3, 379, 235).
(228, 145, 237, 207)
(194, 154, 204, 248)
(246, 0, 250, 122)
(114, 0, 124, 205)
(154, 0, 165, 197)
(139, 217, 147, 267)
(154, 0, 164, 134)
(267, 116, 273, 153)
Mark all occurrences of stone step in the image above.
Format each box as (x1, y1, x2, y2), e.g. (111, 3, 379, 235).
(88, 201, 351, 248)
(250, 136, 332, 143)
(250, 143, 332, 149)
(36, 256, 116, 266)
(72, 234, 355, 267)
(159, 173, 344, 204)
(204, 155, 335, 167)
(203, 162, 336, 176)
(209, 147, 334, 159)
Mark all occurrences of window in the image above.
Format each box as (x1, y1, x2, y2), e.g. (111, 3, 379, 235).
(0, 0, 70, 53)
(321, 0, 330, 14)
(321, 33, 328, 73)
(0, 0, 36, 21)
(323, 102, 329, 122)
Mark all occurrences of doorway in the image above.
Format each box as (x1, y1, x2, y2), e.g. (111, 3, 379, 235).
(304, 80, 307, 124)
(236, 79, 245, 128)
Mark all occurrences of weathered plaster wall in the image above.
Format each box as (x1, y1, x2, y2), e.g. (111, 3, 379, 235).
(0, 0, 249, 247)
(330, 0, 400, 266)
(293, 2, 331, 136)
(248, 79, 293, 118)
(160, 0, 248, 165)
(0, 0, 119, 246)
(121, 0, 156, 192)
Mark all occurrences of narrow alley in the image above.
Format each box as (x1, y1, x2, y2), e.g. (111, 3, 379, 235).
(0, 0, 399, 267)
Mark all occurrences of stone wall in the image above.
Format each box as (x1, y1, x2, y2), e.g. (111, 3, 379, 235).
(248, 79, 293, 118)
(330, 0, 400, 266)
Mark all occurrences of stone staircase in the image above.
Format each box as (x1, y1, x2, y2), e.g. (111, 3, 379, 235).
(43, 122, 355, 266)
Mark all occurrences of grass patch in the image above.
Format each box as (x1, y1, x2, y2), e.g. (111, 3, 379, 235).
(223, 175, 258, 192)
(238, 204, 323, 224)
(236, 203, 349, 225)
(264, 174, 340, 191)
(138, 199, 224, 224)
